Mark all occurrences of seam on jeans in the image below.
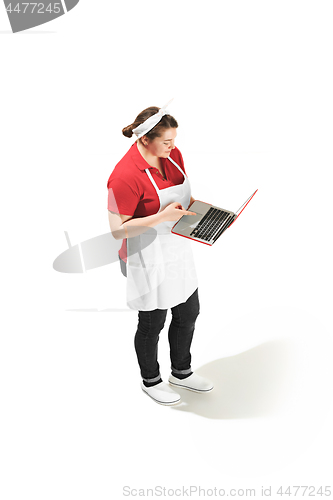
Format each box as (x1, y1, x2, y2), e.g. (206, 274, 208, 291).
(171, 366, 192, 375)
(176, 304, 181, 369)
(144, 310, 150, 379)
(170, 290, 199, 373)
(142, 374, 162, 383)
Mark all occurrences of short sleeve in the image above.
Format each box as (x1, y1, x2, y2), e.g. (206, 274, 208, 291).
(107, 178, 140, 216)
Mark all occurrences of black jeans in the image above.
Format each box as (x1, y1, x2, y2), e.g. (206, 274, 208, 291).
(134, 288, 200, 384)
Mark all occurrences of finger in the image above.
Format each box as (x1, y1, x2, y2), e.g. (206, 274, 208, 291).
(178, 210, 196, 216)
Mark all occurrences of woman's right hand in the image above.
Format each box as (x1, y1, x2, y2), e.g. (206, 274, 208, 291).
(160, 202, 197, 222)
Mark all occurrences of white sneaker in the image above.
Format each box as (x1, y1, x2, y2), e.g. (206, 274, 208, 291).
(141, 381, 181, 405)
(168, 373, 214, 393)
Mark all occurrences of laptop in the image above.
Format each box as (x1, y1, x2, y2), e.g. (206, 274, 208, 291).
(171, 189, 258, 246)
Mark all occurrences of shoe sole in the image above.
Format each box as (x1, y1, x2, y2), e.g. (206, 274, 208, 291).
(168, 380, 214, 393)
(141, 387, 181, 406)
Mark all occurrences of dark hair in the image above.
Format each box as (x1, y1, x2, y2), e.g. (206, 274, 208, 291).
(122, 106, 178, 140)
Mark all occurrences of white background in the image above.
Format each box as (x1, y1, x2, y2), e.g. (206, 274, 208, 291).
(1, 1, 332, 499)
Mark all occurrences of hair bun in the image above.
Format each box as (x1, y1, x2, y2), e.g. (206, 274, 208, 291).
(122, 124, 133, 138)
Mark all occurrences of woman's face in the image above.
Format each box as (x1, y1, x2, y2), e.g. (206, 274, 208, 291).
(144, 128, 177, 158)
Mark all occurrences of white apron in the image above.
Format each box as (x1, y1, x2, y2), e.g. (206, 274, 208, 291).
(126, 156, 198, 311)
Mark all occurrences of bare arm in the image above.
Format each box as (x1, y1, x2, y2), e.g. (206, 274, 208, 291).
(108, 202, 196, 240)
(108, 211, 164, 240)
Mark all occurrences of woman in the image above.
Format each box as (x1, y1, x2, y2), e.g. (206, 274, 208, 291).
(107, 102, 213, 405)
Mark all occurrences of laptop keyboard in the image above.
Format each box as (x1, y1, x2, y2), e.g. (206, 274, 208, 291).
(190, 207, 234, 242)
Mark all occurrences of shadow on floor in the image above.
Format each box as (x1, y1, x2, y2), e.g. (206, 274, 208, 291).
(170, 340, 296, 419)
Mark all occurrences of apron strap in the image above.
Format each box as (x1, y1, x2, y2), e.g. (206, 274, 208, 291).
(145, 168, 160, 192)
(167, 156, 187, 178)
(145, 156, 187, 197)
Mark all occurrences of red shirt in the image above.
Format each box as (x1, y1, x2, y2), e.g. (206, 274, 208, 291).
(107, 143, 188, 262)
(107, 143, 187, 216)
